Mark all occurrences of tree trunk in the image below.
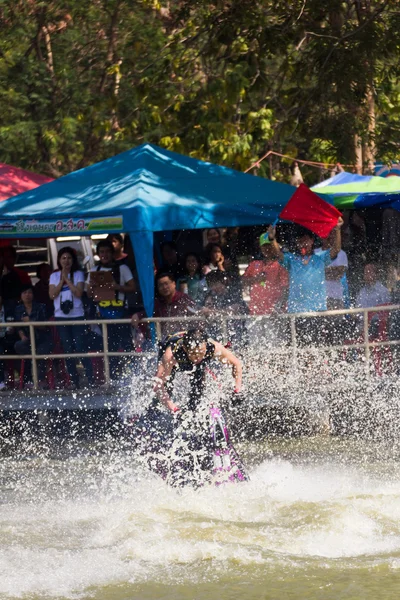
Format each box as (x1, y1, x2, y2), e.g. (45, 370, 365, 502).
(363, 82, 376, 174)
(354, 133, 363, 174)
(99, 2, 120, 94)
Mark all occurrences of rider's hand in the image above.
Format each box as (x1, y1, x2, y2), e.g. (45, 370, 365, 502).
(166, 399, 179, 413)
(231, 389, 245, 406)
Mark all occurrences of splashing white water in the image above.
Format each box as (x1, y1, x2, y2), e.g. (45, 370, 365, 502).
(1, 443, 400, 599)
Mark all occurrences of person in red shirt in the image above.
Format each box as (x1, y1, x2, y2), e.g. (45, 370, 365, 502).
(131, 271, 197, 338)
(2, 246, 31, 285)
(0, 245, 32, 310)
(242, 232, 288, 315)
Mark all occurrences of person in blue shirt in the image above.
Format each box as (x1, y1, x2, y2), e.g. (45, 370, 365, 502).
(267, 219, 343, 345)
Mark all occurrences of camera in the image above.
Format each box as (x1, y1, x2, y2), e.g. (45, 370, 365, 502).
(60, 299, 73, 315)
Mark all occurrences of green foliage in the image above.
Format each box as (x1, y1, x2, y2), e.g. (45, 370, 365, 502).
(0, 0, 399, 182)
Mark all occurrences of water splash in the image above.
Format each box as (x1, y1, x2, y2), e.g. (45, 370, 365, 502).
(2, 435, 400, 599)
(2, 346, 400, 599)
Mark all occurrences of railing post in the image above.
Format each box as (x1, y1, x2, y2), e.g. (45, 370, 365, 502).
(363, 308, 371, 383)
(29, 323, 39, 389)
(102, 322, 110, 386)
(3, 306, 398, 394)
(155, 321, 162, 343)
(290, 314, 298, 375)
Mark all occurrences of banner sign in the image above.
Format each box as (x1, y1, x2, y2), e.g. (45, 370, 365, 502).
(0, 216, 123, 236)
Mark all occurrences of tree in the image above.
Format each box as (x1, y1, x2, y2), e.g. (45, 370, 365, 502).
(0, 0, 399, 182)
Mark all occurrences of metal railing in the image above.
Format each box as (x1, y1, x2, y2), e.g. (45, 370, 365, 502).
(1, 304, 399, 390)
(0, 319, 138, 390)
(144, 304, 400, 383)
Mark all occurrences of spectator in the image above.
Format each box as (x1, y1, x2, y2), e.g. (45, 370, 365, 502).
(107, 233, 129, 265)
(204, 228, 222, 246)
(202, 243, 225, 275)
(388, 279, 400, 368)
(268, 220, 343, 345)
(315, 231, 350, 345)
(347, 211, 367, 300)
(88, 240, 135, 303)
(0, 246, 32, 310)
(131, 271, 197, 338)
(160, 241, 184, 279)
(108, 233, 143, 313)
(49, 246, 94, 389)
(203, 271, 249, 346)
(222, 227, 241, 275)
(356, 263, 391, 309)
(355, 263, 391, 343)
(3, 246, 31, 285)
(176, 252, 208, 305)
(33, 263, 54, 318)
(87, 239, 135, 378)
(0, 297, 17, 390)
(242, 232, 288, 315)
(14, 284, 52, 388)
(316, 232, 349, 310)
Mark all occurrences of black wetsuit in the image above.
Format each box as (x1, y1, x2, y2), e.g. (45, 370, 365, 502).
(134, 332, 216, 486)
(160, 332, 215, 411)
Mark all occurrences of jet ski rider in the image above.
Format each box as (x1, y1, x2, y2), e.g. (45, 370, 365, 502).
(153, 328, 243, 413)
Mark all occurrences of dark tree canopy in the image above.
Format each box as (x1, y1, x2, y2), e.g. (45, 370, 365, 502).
(0, 0, 399, 183)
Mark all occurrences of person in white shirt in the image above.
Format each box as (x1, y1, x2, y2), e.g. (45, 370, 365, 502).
(356, 263, 391, 341)
(312, 230, 347, 345)
(49, 246, 94, 389)
(316, 231, 348, 310)
(356, 264, 391, 309)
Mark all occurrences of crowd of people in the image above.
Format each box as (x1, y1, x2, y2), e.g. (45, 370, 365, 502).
(0, 235, 137, 390)
(0, 219, 399, 390)
(133, 221, 400, 349)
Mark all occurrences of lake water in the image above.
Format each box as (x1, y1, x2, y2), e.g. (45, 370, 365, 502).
(2, 432, 400, 600)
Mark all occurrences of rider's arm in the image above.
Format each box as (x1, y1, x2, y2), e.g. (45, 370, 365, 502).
(153, 346, 179, 412)
(212, 340, 243, 393)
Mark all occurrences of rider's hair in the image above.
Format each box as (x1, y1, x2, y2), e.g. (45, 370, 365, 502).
(182, 328, 207, 350)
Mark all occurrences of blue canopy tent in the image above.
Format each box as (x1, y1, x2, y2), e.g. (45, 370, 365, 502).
(0, 144, 295, 316)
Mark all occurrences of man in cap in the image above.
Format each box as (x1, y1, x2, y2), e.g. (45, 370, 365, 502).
(267, 219, 343, 346)
(242, 231, 288, 316)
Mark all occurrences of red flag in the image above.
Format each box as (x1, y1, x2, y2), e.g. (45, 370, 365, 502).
(279, 183, 342, 238)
